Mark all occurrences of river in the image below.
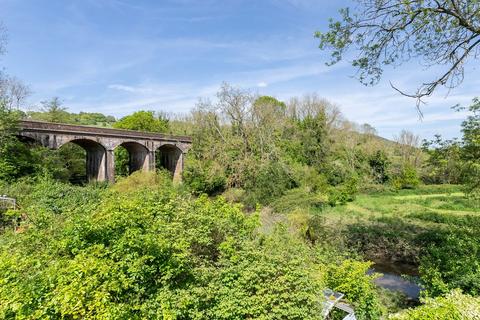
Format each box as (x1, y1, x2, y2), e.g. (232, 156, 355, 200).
(370, 261, 422, 300)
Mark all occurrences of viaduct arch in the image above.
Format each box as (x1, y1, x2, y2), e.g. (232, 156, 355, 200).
(18, 120, 192, 183)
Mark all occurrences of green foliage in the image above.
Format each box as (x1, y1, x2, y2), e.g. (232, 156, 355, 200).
(458, 98, 480, 162)
(294, 113, 329, 169)
(0, 103, 85, 183)
(114, 146, 130, 177)
(327, 176, 359, 206)
(56, 143, 87, 183)
(457, 98, 480, 198)
(183, 157, 227, 195)
(113, 110, 169, 132)
(272, 188, 327, 214)
(422, 135, 465, 184)
(389, 290, 480, 320)
(325, 259, 384, 319)
(208, 229, 324, 319)
(316, 0, 480, 99)
(0, 173, 341, 319)
(27, 98, 116, 126)
(0, 102, 36, 182)
(244, 162, 297, 206)
(419, 228, 480, 298)
(0, 172, 395, 319)
(368, 150, 390, 184)
(0, 138, 36, 182)
(291, 164, 329, 193)
(36, 97, 70, 123)
(391, 165, 420, 190)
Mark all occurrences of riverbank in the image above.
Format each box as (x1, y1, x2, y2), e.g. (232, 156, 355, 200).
(314, 184, 479, 311)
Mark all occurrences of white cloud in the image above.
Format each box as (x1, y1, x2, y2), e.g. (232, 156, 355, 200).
(108, 84, 140, 93)
(257, 82, 268, 88)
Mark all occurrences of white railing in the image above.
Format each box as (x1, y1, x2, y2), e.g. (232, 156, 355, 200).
(322, 289, 357, 320)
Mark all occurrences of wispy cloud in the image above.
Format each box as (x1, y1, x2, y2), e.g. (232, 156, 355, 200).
(257, 82, 268, 88)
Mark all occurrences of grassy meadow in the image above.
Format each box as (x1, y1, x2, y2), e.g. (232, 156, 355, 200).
(316, 185, 479, 270)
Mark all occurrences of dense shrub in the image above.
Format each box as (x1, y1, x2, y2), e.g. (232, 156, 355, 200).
(207, 229, 325, 319)
(183, 157, 227, 195)
(419, 228, 480, 298)
(0, 173, 348, 319)
(327, 176, 359, 205)
(325, 259, 384, 319)
(271, 188, 327, 214)
(391, 165, 420, 190)
(368, 150, 390, 184)
(389, 290, 480, 319)
(243, 162, 297, 207)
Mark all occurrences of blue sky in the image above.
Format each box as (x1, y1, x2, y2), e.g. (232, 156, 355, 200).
(1, 0, 478, 140)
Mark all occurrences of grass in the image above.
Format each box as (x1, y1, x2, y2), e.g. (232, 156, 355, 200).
(318, 185, 479, 265)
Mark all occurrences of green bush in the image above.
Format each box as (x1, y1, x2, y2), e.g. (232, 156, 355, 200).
(291, 164, 329, 193)
(0, 173, 342, 319)
(183, 157, 227, 195)
(325, 259, 384, 319)
(207, 228, 325, 319)
(368, 150, 390, 184)
(391, 165, 420, 190)
(389, 290, 480, 319)
(271, 188, 327, 214)
(419, 228, 480, 298)
(244, 162, 296, 207)
(327, 176, 359, 206)
(463, 161, 480, 199)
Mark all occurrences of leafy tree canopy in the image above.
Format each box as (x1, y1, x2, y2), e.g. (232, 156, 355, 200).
(113, 110, 169, 132)
(316, 0, 480, 103)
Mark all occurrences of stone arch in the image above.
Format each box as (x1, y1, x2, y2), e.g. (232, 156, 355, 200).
(115, 141, 150, 174)
(62, 138, 108, 182)
(16, 134, 38, 145)
(156, 144, 183, 181)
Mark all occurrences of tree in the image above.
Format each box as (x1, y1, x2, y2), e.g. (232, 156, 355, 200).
(39, 97, 70, 123)
(113, 110, 169, 132)
(457, 98, 480, 161)
(0, 75, 31, 109)
(456, 98, 480, 197)
(395, 129, 422, 167)
(0, 100, 36, 182)
(421, 135, 464, 184)
(316, 0, 480, 105)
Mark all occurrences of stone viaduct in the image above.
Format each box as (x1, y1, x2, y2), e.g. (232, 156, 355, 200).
(18, 120, 192, 183)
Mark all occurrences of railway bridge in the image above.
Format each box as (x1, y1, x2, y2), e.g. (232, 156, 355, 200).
(18, 120, 192, 183)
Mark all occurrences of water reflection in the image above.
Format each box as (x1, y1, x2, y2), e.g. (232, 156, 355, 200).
(370, 261, 422, 300)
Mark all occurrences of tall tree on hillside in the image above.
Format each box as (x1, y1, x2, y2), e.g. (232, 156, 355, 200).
(316, 0, 480, 106)
(40, 97, 69, 123)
